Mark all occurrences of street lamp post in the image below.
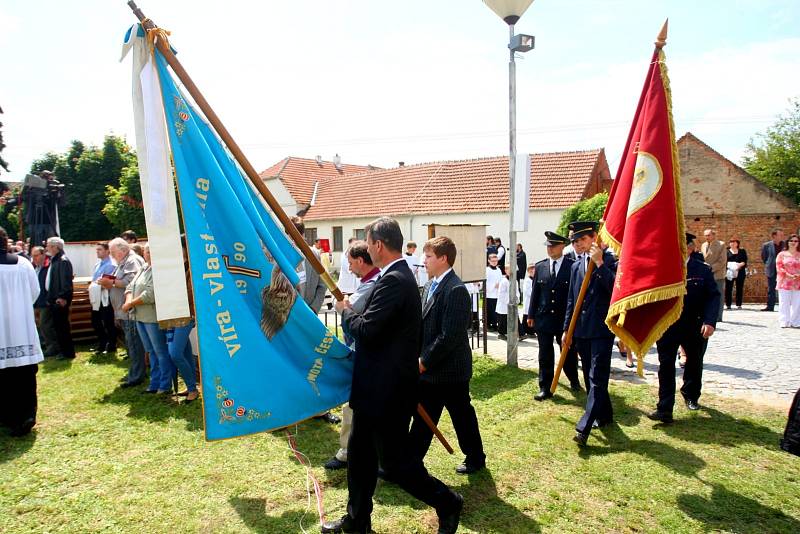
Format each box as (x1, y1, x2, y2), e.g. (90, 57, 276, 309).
(483, 0, 535, 367)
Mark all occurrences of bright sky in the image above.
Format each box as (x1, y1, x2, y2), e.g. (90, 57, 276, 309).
(1, 0, 799, 184)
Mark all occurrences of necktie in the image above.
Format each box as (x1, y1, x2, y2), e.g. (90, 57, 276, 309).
(551, 260, 556, 278)
(427, 279, 439, 302)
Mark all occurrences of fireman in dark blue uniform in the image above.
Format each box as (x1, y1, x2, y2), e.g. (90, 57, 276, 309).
(648, 232, 720, 423)
(527, 231, 580, 400)
(563, 221, 617, 446)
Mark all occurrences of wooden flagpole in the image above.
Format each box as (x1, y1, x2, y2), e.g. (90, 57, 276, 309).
(126, 2, 453, 454)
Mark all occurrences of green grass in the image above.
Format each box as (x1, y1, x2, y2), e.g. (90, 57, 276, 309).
(1, 348, 799, 533)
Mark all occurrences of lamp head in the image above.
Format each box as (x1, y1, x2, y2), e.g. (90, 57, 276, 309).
(483, 0, 535, 25)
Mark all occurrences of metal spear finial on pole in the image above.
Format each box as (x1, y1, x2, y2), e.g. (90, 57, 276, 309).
(655, 19, 669, 50)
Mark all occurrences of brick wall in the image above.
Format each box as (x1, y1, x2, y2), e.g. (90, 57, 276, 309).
(685, 213, 800, 302)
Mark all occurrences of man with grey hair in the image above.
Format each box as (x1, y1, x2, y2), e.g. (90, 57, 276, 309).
(44, 236, 75, 360)
(98, 237, 145, 386)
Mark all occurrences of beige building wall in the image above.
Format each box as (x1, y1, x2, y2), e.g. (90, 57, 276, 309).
(304, 208, 564, 273)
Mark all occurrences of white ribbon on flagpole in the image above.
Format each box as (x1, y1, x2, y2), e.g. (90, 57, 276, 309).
(121, 25, 190, 322)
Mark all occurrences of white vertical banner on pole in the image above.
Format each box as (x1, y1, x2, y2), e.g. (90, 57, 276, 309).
(513, 153, 530, 232)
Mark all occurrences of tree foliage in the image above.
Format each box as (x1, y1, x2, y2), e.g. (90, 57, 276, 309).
(556, 192, 608, 237)
(743, 98, 800, 206)
(103, 164, 147, 236)
(28, 136, 143, 241)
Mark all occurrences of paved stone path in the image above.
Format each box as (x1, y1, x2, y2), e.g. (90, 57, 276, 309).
(479, 304, 800, 409)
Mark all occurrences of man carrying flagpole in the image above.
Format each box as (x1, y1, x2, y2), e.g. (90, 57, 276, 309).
(563, 221, 617, 446)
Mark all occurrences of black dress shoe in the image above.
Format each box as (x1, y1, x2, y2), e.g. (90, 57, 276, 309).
(9, 418, 35, 437)
(316, 412, 342, 424)
(647, 410, 674, 423)
(455, 461, 485, 474)
(376, 467, 396, 484)
(320, 514, 370, 533)
(573, 431, 589, 446)
(761, 307, 774, 312)
(437, 493, 463, 534)
(120, 379, 143, 388)
(534, 391, 552, 401)
(324, 457, 347, 470)
(55, 354, 75, 360)
(685, 399, 701, 411)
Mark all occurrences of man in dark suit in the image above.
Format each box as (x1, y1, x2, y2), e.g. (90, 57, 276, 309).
(408, 236, 486, 474)
(528, 231, 580, 400)
(761, 228, 785, 311)
(648, 233, 720, 422)
(562, 221, 617, 446)
(44, 237, 74, 360)
(326, 217, 462, 534)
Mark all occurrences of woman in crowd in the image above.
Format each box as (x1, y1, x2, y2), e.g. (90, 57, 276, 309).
(0, 226, 43, 436)
(122, 243, 174, 393)
(164, 243, 199, 403)
(725, 238, 748, 310)
(776, 234, 800, 328)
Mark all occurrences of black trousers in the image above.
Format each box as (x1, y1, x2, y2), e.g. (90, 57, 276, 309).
(497, 313, 507, 334)
(38, 306, 60, 355)
(536, 330, 580, 392)
(574, 337, 614, 434)
(781, 386, 800, 456)
(724, 274, 745, 308)
(486, 298, 498, 329)
(91, 304, 118, 351)
(0, 364, 38, 430)
(346, 409, 458, 528)
(408, 380, 485, 465)
(656, 329, 707, 412)
(50, 303, 75, 358)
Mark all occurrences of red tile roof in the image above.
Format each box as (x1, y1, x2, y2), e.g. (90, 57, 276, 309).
(300, 149, 608, 221)
(259, 157, 381, 205)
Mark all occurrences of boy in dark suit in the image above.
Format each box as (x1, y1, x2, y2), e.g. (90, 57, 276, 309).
(408, 236, 486, 474)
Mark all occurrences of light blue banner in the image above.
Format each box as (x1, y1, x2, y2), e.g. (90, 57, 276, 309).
(154, 51, 353, 441)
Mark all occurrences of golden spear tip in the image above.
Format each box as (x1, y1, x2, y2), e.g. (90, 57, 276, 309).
(655, 19, 669, 49)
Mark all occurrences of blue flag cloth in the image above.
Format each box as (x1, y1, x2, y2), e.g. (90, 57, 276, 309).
(153, 50, 353, 441)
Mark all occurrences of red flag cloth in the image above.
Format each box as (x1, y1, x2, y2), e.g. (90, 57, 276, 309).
(599, 48, 686, 356)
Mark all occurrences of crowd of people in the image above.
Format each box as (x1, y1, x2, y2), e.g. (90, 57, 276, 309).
(0, 228, 202, 439)
(478, 224, 800, 448)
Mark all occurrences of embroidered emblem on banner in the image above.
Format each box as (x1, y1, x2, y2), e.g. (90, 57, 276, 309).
(627, 151, 663, 217)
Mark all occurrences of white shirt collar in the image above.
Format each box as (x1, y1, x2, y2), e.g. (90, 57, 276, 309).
(433, 268, 452, 283)
(380, 257, 406, 276)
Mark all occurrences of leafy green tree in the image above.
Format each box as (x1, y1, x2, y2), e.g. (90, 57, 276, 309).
(743, 98, 800, 206)
(103, 164, 147, 236)
(30, 137, 136, 241)
(556, 192, 608, 236)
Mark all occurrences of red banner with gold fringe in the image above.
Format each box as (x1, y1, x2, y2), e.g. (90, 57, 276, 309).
(599, 40, 686, 359)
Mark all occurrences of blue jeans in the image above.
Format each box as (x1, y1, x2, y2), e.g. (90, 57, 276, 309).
(121, 319, 146, 384)
(165, 321, 197, 392)
(136, 321, 174, 392)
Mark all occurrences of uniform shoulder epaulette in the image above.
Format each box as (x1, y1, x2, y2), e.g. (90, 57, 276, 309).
(535, 258, 549, 266)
